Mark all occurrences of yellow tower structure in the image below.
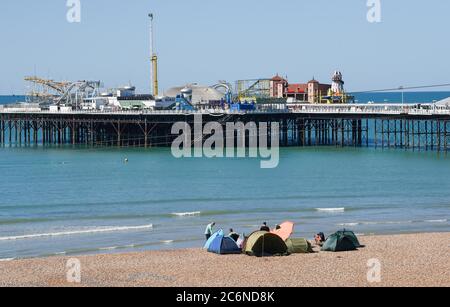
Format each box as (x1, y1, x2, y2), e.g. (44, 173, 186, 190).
(152, 54, 158, 97)
(149, 13, 159, 97)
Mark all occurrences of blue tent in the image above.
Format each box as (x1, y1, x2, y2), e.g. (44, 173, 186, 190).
(203, 230, 224, 249)
(207, 233, 242, 255)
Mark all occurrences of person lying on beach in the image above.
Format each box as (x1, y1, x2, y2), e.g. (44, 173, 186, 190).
(228, 229, 240, 242)
(204, 222, 215, 240)
(260, 222, 270, 232)
(315, 232, 326, 246)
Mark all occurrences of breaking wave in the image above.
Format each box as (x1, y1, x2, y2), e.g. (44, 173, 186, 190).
(337, 219, 448, 227)
(171, 211, 201, 217)
(424, 219, 447, 223)
(0, 224, 154, 242)
(337, 221, 413, 226)
(316, 208, 345, 212)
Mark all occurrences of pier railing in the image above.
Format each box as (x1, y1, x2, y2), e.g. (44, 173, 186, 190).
(288, 103, 450, 116)
(1, 103, 450, 116)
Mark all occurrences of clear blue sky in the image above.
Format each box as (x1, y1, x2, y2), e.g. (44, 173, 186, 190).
(1, 0, 449, 94)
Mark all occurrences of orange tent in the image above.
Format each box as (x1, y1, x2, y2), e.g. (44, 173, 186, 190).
(271, 221, 294, 241)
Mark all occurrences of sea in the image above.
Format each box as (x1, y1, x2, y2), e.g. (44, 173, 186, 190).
(0, 92, 450, 260)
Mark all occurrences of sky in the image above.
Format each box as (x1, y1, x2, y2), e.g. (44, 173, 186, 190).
(0, 0, 450, 94)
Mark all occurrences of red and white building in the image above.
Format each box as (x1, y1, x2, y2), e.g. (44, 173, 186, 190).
(270, 75, 332, 103)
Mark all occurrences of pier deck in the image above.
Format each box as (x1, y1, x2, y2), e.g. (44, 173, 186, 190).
(1, 104, 450, 151)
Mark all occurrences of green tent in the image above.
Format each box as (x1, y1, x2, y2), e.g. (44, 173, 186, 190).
(244, 231, 288, 257)
(321, 230, 359, 252)
(286, 238, 313, 254)
(340, 230, 362, 248)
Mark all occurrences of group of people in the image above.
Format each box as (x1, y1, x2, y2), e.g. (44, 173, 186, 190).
(205, 221, 328, 246)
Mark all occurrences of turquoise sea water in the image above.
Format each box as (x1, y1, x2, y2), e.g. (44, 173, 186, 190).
(1, 92, 450, 260)
(0, 146, 449, 260)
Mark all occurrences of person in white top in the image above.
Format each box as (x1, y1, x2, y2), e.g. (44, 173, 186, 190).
(204, 222, 215, 240)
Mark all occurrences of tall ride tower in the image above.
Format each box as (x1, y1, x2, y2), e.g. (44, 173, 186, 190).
(331, 71, 344, 95)
(149, 13, 159, 97)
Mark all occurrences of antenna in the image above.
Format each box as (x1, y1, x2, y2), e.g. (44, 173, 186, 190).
(149, 13, 158, 97)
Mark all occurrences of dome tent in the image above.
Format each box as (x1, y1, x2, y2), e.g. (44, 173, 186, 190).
(244, 231, 288, 257)
(203, 230, 224, 250)
(285, 238, 313, 254)
(207, 232, 242, 255)
(339, 230, 362, 248)
(321, 230, 361, 252)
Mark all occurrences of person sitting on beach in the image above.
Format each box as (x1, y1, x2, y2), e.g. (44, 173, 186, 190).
(228, 228, 239, 242)
(315, 232, 326, 246)
(204, 222, 215, 241)
(260, 222, 270, 232)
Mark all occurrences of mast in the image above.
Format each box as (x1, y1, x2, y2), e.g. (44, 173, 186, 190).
(149, 13, 159, 97)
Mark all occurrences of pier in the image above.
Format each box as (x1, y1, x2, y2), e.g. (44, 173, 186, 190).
(1, 104, 450, 151)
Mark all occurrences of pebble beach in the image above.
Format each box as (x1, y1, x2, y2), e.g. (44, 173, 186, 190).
(0, 232, 448, 287)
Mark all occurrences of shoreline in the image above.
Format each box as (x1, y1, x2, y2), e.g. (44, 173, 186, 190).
(0, 232, 449, 287)
(2, 230, 450, 262)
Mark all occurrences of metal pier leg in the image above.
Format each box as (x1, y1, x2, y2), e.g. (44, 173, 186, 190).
(34, 122, 38, 146)
(14, 121, 18, 146)
(90, 120, 94, 147)
(9, 121, 12, 146)
(284, 119, 289, 147)
(358, 120, 362, 146)
(19, 121, 22, 146)
(57, 122, 61, 145)
(444, 121, 448, 153)
(366, 119, 369, 147)
(405, 119, 409, 149)
(42, 122, 46, 146)
(308, 121, 312, 146)
(437, 120, 441, 152)
(117, 121, 121, 147)
(302, 119, 306, 147)
(27, 120, 31, 145)
(400, 119, 403, 148)
(23, 120, 26, 146)
(407, 120, 411, 149)
(394, 119, 398, 148)
(418, 121, 421, 150)
(72, 122, 76, 145)
(430, 121, 434, 151)
(0, 116, 3, 146)
(144, 120, 148, 148)
(374, 119, 377, 148)
(387, 120, 390, 148)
